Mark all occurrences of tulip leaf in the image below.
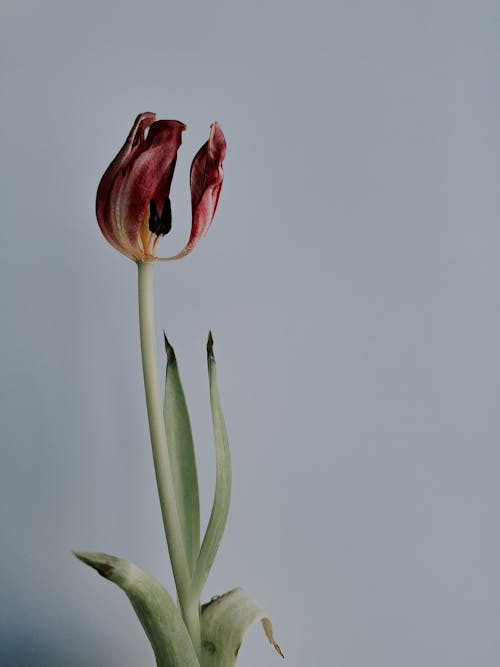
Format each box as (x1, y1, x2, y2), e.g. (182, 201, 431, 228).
(163, 334, 200, 575)
(193, 333, 231, 597)
(74, 551, 200, 667)
(200, 588, 283, 666)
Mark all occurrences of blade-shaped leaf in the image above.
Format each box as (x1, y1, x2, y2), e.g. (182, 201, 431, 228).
(74, 551, 200, 667)
(163, 334, 200, 574)
(200, 587, 283, 666)
(193, 333, 231, 597)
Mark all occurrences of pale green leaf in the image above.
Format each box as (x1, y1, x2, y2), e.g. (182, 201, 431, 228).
(193, 333, 231, 597)
(200, 587, 283, 666)
(163, 334, 200, 574)
(74, 551, 200, 667)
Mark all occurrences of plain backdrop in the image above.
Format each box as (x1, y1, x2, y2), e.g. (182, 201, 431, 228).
(1, 1, 499, 665)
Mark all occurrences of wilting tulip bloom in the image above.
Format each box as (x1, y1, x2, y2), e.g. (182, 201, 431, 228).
(96, 112, 226, 262)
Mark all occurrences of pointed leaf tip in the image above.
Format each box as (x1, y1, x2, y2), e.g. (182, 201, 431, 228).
(207, 331, 214, 359)
(163, 331, 176, 363)
(73, 551, 118, 579)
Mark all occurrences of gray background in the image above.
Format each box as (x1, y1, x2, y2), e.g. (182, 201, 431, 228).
(1, 0, 499, 665)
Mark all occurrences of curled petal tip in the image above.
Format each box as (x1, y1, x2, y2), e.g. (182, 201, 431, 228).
(135, 110, 156, 127)
(209, 122, 227, 150)
(126, 112, 157, 151)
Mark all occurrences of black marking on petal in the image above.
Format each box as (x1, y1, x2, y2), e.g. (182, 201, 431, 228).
(149, 197, 172, 236)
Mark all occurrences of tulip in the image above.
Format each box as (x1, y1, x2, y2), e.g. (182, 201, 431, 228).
(94, 112, 227, 652)
(80, 114, 282, 665)
(96, 112, 226, 262)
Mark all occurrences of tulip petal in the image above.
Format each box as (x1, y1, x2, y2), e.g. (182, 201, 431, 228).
(167, 123, 226, 260)
(111, 119, 186, 260)
(96, 114, 185, 260)
(96, 112, 156, 257)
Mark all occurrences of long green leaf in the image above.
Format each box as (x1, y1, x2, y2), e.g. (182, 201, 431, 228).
(200, 587, 283, 666)
(74, 551, 200, 667)
(163, 334, 200, 575)
(193, 332, 231, 597)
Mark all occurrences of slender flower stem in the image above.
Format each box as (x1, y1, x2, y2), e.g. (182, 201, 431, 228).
(137, 260, 201, 657)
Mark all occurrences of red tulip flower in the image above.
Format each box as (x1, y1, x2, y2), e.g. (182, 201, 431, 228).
(83, 113, 283, 663)
(96, 112, 226, 261)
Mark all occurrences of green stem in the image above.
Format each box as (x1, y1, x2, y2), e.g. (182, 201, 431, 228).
(137, 260, 201, 657)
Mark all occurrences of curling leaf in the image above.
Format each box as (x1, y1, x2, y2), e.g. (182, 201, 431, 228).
(74, 551, 200, 667)
(200, 588, 283, 666)
(163, 334, 200, 574)
(193, 333, 231, 597)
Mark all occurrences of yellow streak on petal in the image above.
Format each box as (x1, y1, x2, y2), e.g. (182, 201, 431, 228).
(139, 211, 151, 258)
(151, 235, 162, 256)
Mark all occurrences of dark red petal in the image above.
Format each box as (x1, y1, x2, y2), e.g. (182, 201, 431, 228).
(110, 120, 186, 258)
(96, 113, 156, 256)
(168, 123, 226, 259)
